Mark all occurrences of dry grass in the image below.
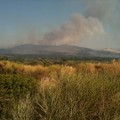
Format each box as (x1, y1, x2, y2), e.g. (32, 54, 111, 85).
(0, 60, 120, 119)
(0, 60, 120, 77)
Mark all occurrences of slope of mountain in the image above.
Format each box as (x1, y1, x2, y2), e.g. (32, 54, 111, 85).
(0, 49, 12, 54)
(10, 44, 92, 55)
(0, 44, 120, 58)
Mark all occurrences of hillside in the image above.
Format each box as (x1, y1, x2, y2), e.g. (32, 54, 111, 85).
(0, 44, 120, 58)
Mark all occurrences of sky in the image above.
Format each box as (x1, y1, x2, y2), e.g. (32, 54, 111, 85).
(0, 0, 120, 49)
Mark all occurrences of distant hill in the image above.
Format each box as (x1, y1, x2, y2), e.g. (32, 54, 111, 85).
(0, 49, 12, 54)
(0, 44, 120, 58)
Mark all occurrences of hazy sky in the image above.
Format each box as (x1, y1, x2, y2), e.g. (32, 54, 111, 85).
(0, 0, 120, 49)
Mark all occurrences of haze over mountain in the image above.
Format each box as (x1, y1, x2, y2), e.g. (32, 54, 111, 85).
(0, 44, 120, 58)
(103, 48, 120, 54)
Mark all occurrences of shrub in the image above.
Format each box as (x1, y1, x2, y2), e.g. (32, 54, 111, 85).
(0, 74, 38, 119)
(34, 73, 120, 120)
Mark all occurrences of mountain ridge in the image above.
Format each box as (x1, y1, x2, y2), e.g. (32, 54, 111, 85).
(0, 44, 120, 58)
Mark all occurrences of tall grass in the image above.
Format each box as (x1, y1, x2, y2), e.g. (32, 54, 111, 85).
(12, 96, 34, 120)
(0, 60, 120, 120)
(33, 73, 120, 120)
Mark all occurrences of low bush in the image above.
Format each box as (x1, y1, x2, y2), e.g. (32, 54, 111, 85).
(0, 74, 38, 119)
(0, 60, 120, 120)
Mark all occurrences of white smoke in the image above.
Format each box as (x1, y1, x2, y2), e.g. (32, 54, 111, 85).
(40, 14, 104, 45)
(84, 0, 117, 21)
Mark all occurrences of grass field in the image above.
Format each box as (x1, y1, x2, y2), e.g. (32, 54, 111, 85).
(0, 60, 120, 120)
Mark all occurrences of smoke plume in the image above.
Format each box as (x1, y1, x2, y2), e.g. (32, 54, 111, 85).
(2, 0, 119, 48)
(82, 0, 120, 46)
(84, 0, 117, 21)
(40, 14, 104, 45)
(15, 0, 119, 46)
(39, 0, 118, 45)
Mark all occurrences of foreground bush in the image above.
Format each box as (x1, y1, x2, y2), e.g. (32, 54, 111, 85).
(34, 73, 120, 120)
(0, 74, 37, 119)
(0, 60, 120, 120)
(7, 73, 120, 120)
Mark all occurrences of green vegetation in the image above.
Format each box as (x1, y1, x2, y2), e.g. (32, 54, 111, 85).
(0, 60, 120, 120)
(0, 74, 37, 119)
